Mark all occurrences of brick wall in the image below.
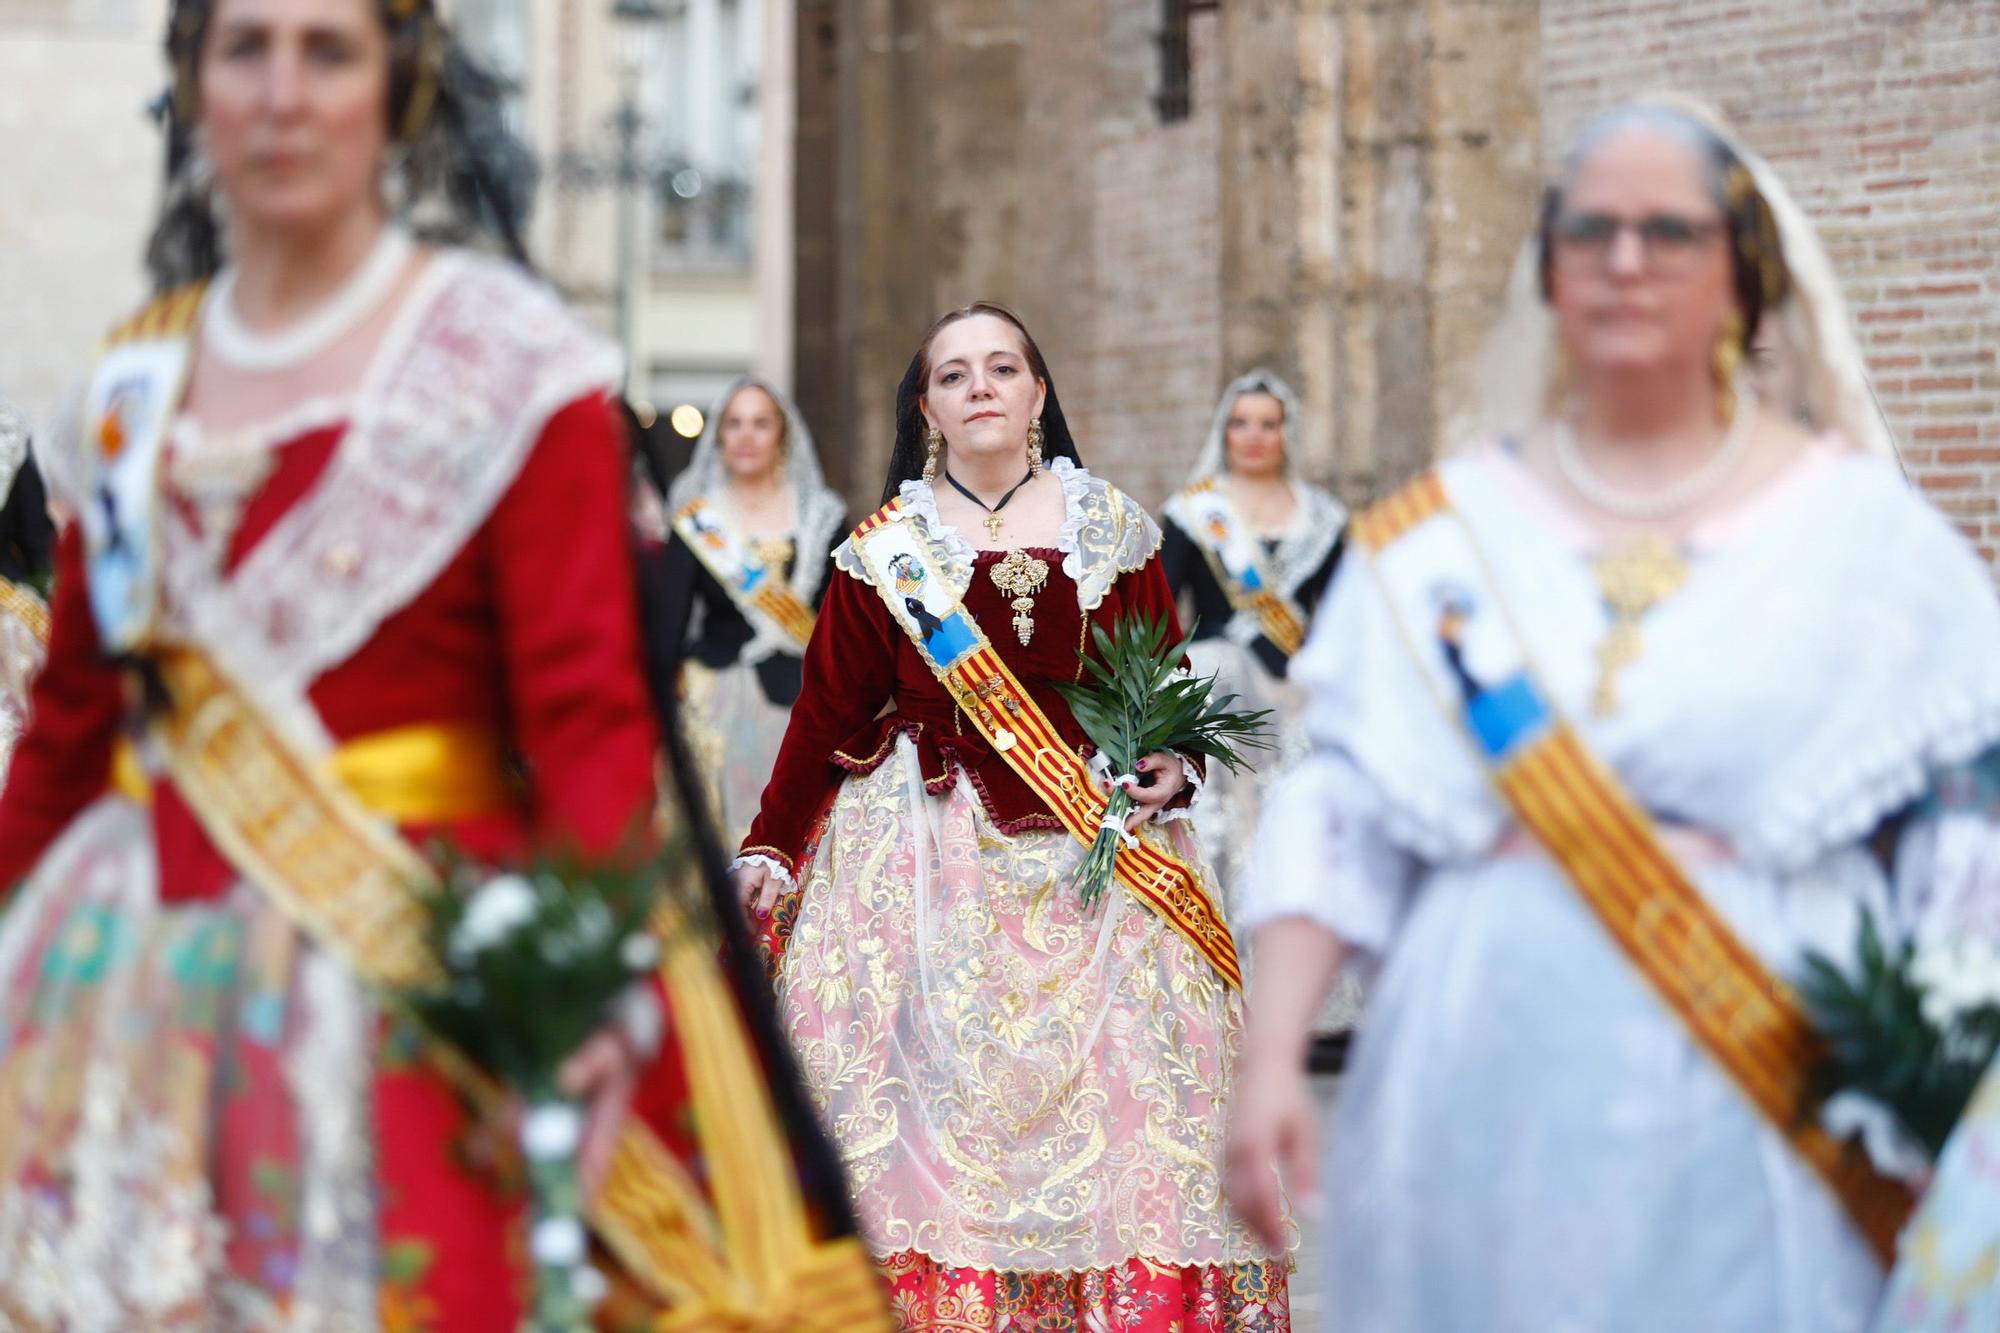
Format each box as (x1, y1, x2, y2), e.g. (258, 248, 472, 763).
(1541, 0, 2000, 560)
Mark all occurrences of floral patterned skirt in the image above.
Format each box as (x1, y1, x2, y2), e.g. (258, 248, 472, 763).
(775, 738, 1287, 1331)
(878, 1250, 1290, 1332)
(0, 798, 526, 1331)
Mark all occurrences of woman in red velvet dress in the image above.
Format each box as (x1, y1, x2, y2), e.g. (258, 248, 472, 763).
(731, 305, 1290, 1331)
(0, 0, 678, 1325)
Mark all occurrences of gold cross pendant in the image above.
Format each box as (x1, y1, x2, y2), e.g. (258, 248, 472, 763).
(982, 512, 1004, 542)
(1588, 534, 1688, 716)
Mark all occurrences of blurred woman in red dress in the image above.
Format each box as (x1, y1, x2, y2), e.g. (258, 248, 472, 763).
(0, 0, 776, 1325)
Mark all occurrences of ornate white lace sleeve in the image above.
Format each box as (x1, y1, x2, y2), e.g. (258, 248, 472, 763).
(1153, 751, 1205, 823)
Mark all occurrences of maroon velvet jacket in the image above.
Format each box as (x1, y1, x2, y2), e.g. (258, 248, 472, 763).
(739, 482, 1193, 877)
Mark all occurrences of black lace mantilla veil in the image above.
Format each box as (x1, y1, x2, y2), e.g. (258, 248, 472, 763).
(881, 332, 1084, 505)
(146, 0, 538, 291)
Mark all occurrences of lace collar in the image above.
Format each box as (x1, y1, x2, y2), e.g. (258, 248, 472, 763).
(849, 456, 1161, 611)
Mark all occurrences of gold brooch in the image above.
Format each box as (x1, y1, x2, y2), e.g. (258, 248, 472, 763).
(1590, 534, 1688, 716)
(989, 549, 1050, 647)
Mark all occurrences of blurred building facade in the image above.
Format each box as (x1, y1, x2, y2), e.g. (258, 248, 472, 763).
(0, 0, 167, 425)
(456, 0, 794, 437)
(795, 0, 2000, 564)
(0, 0, 790, 450)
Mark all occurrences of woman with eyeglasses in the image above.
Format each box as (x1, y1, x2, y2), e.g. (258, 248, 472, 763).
(1223, 98, 2000, 1331)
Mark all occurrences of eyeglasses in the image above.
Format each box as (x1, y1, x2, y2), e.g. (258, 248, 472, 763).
(1553, 211, 1725, 273)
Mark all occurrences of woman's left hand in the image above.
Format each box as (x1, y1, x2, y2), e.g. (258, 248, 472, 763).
(1118, 751, 1186, 834)
(558, 1026, 639, 1198)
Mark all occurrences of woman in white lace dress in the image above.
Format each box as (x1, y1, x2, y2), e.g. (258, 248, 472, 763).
(1226, 99, 2000, 1333)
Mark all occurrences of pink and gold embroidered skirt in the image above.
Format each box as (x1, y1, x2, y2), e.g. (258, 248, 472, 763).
(773, 738, 1289, 1331)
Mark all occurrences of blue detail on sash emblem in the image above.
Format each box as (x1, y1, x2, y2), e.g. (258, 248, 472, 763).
(918, 609, 979, 667)
(1465, 674, 1549, 760)
(1240, 566, 1264, 591)
(740, 565, 767, 593)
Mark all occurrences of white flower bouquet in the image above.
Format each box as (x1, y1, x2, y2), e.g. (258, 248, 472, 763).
(1801, 913, 2000, 1174)
(404, 852, 665, 1330)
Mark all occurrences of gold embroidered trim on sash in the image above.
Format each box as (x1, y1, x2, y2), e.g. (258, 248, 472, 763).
(147, 646, 888, 1326)
(1356, 472, 1914, 1264)
(0, 579, 49, 646)
(850, 500, 1241, 991)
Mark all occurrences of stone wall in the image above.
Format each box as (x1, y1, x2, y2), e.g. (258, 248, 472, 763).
(1541, 0, 2000, 557)
(793, 0, 1542, 513)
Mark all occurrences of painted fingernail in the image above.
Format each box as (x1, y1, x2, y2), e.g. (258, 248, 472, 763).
(1136, 759, 1149, 771)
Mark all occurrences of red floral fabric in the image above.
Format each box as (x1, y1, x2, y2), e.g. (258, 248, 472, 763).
(879, 1250, 1292, 1332)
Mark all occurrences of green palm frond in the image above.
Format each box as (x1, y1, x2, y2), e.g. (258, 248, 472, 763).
(1051, 614, 1277, 907)
(1800, 911, 2000, 1158)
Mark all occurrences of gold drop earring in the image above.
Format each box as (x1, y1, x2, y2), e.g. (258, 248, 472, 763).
(1026, 418, 1044, 476)
(922, 425, 944, 482)
(1713, 314, 1745, 425)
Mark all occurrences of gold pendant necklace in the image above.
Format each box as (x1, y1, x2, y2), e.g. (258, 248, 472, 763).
(989, 548, 1051, 647)
(1589, 534, 1689, 716)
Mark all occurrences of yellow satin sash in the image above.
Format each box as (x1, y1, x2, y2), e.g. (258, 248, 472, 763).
(112, 719, 516, 825)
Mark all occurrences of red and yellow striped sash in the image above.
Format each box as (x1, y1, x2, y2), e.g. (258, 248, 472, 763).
(850, 501, 1241, 990)
(1356, 470, 1914, 1264)
(675, 498, 818, 651)
(151, 647, 888, 1327)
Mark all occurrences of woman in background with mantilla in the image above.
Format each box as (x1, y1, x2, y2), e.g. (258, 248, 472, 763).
(657, 377, 844, 849)
(1160, 372, 1348, 1032)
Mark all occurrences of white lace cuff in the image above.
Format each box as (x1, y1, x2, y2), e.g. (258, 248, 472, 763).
(1153, 751, 1206, 824)
(613, 981, 667, 1062)
(728, 853, 796, 892)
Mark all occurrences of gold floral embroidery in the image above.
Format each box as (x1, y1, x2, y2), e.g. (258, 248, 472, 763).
(777, 750, 1269, 1272)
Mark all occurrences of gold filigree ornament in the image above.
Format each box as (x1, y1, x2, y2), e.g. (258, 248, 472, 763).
(989, 549, 1050, 647)
(1589, 534, 1689, 716)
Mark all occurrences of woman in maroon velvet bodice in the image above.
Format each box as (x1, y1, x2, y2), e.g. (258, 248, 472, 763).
(729, 306, 1290, 1332)
(740, 541, 1186, 872)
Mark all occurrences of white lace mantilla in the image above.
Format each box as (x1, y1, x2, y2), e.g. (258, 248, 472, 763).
(147, 252, 621, 720)
(835, 458, 1160, 612)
